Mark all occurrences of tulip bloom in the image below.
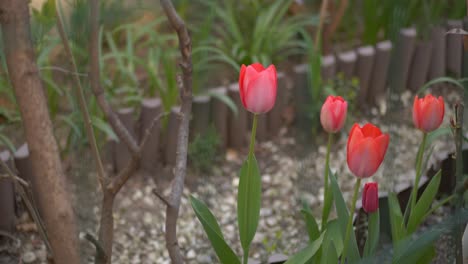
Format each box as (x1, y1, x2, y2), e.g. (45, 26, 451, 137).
(347, 123, 389, 178)
(413, 94, 444, 133)
(239, 63, 277, 114)
(362, 182, 379, 213)
(320, 95, 348, 133)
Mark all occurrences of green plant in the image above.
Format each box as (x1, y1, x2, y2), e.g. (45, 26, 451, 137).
(193, 0, 318, 73)
(188, 126, 220, 173)
(0, 125, 15, 152)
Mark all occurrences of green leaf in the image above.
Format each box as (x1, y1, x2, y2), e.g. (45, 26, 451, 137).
(237, 153, 261, 251)
(417, 76, 464, 95)
(363, 209, 380, 257)
(388, 192, 405, 246)
(320, 239, 338, 264)
(323, 219, 344, 257)
(190, 196, 241, 264)
(329, 172, 361, 261)
(393, 230, 439, 264)
(301, 200, 320, 243)
(322, 172, 334, 230)
(90, 115, 118, 141)
(407, 171, 441, 234)
(284, 232, 325, 264)
(207, 90, 238, 117)
(0, 133, 16, 153)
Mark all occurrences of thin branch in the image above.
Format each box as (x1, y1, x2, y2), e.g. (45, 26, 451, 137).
(0, 158, 52, 254)
(153, 189, 172, 207)
(159, 1, 193, 263)
(39, 66, 88, 77)
(88, 0, 139, 155)
(315, 0, 329, 46)
(55, 6, 107, 187)
(85, 233, 108, 263)
(0, 173, 29, 187)
(139, 112, 169, 148)
(108, 112, 167, 194)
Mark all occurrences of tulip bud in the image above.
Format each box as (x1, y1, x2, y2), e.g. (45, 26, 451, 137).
(347, 123, 389, 178)
(412, 94, 445, 133)
(320, 95, 348, 133)
(239, 63, 277, 114)
(362, 182, 379, 213)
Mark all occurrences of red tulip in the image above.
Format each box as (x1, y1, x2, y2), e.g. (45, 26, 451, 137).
(362, 182, 379, 213)
(413, 94, 444, 133)
(347, 123, 389, 178)
(239, 63, 277, 114)
(320, 95, 348, 133)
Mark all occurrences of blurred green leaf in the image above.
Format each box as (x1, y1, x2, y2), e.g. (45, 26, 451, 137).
(284, 232, 325, 264)
(407, 170, 441, 234)
(90, 115, 118, 141)
(329, 172, 360, 261)
(237, 153, 261, 251)
(190, 196, 241, 264)
(363, 209, 380, 257)
(301, 200, 320, 243)
(388, 192, 405, 246)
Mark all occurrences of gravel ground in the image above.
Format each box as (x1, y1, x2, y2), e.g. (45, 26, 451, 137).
(13, 88, 463, 263)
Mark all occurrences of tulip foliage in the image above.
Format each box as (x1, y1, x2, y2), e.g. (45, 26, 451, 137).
(191, 63, 460, 264)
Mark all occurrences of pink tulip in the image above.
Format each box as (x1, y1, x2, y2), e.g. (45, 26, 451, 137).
(239, 63, 277, 114)
(347, 123, 389, 178)
(362, 182, 379, 213)
(320, 95, 348, 133)
(413, 94, 444, 133)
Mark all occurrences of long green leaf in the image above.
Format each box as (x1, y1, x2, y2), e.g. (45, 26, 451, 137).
(329, 172, 360, 261)
(190, 196, 241, 264)
(388, 192, 405, 246)
(237, 153, 261, 251)
(301, 200, 320, 243)
(407, 171, 441, 233)
(320, 239, 338, 264)
(206, 90, 238, 117)
(417, 76, 464, 95)
(90, 115, 118, 141)
(284, 232, 325, 264)
(363, 209, 380, 257)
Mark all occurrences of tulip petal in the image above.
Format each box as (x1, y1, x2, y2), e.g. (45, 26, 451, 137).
(374, 133, 389, 164)
(347, 124, 363, 154)
(250, 63, 265, 72)
(245, 70, 276, 114)
(412, 96, 421, 129)
(348, 138, 381, 178)
(239, 64, 247, 106)
(361, 123, 382, 138)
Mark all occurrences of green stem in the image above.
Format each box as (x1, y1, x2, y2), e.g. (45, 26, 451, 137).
(342, 178, 361, 261)
(242, 114, 257, 263)
(321, 133, 333, 230)
(249, 115, 258, 157)
(409, 133, 427, 218)
(243, 249, 249, 264)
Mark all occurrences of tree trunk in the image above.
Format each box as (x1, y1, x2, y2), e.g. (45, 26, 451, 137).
(0, 1, 80, 263)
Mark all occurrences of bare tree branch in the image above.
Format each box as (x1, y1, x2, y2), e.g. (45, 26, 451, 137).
(88, 0, 139, 155)
(159, 0, 193, 263)
(153, 189, 172, 207)
(0, 157, 52, 255)
(55, 5, 107, 187)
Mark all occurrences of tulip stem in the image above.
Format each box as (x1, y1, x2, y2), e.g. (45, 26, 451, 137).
(409, 132, 427, 220)
(321, 133, 333, 230)
(342, 178, 361, 261)
(242, 114, 257, 264)
(249, 115, 258, 156)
